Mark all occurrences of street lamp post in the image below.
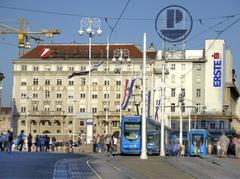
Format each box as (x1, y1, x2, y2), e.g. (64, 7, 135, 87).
(112, 49, 131, 127)
(78, 17, 102, 144)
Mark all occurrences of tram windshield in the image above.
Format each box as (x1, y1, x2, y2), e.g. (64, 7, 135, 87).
(124, 122, 140, 141)
(192, 134, 204, 147)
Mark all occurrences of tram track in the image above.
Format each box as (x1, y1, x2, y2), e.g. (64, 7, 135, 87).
(87, 157, 135, 179)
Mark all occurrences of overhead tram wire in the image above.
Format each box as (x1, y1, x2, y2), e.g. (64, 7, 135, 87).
(0, 5, 240, 22)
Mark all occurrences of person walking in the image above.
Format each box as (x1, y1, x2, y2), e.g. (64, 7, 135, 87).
(233, 135, 240, 159)
(8, 130, 13, 153)
(219, 132, 230, 157)
(27, 133, 32, 152)
(17, 130, 25, 152)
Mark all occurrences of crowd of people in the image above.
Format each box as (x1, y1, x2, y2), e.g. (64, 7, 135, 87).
(1, 129, 239, 159)
(93, 134, 119, 157)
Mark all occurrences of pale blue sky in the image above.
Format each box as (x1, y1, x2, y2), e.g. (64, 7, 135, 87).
(0, 0, 240, 106)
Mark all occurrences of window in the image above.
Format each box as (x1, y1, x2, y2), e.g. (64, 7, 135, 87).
(21, 79, 27, 85)
(44, 105, 50, 111)
(219, 121, 225, 129)
(196, 64, 201, 71)
(80, 108, 85, 112)
(21, 106, 26, 113)
(80, 93, 86, 99)
(68, 80, 74, 85)
(57, 130, 60, 133)
(104, 80, 109, 86)
(56, 93, 62, 98)
(201, 120, 206, 129)
(92, 108, 97, 113)
(171, 88, 176, 97)
(170, 64, 175, 70)
(33, 66, 39, 71)
(112, 121, 119, 127)
(33, 78, 38, 85)
(69, 66, 74, 71)
(181, 64, 186, 70)
(68, 106, 73, 113)
(21, 65, 27, 71)
(45, 66, 51, 71)
(80, 121, 85, 126)
(210, 121, 216, 129)
(181, 88, 185, 97)
(181, 103, 185, 112)
(196, 89, 201, 97)
(196, 76, 201, 83)
(68, 121, 72, 125)
(56, 106, 62, 111)
(80, 66, 86, 71)
(45, 90, 50, 99)
(171, 75, 175, 83)
(33, 104, 38, 111)
(80, 77, 86, 85)
(92, 94, 97, 99)
(45, 79, 50, 85)
(181, 75, 185, 83)
(104, 108, 109, 112)
(104, 93, 109, 99)
(171, 103, 175, 112)
(21, 93, 27, 99)
(33, 93, 38, 99)
(57, 66, 63, 71)
(57, 79, 62, 85)
(116, 80, 121, 86)
(116, 93, 121, 99)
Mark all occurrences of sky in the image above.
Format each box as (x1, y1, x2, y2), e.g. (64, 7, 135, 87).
(0, 0, 240, 107)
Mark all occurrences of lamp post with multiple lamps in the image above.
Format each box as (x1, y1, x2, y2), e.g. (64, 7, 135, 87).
(78, 17, 102, 144)
(112, 49, 131, 127)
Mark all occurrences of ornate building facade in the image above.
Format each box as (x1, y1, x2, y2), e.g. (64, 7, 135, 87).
(12, 40, 240, 142)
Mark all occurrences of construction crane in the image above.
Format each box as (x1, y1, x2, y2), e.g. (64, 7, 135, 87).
(0, 17, 61, 55)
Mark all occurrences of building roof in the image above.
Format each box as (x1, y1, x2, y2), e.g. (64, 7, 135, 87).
(0, 107, 11, 114)
(20, 43, 156, 60)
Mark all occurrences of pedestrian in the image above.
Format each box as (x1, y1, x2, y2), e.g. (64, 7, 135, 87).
(219, 132, 230, 157)
(96, 135, 100, 153)
(208, 142, 213, 155)
(27, 133, 32, 152)
(35, 135, 39, 152)
(232, 135, 240, 159)
(178, 143, 183, 157)
(0, 133, 3, 151)
(17, 130, 25, 152)
(8, 130, 13, 153)
(52, 136, 56, 152)
(109, 135, 115, 157)
(113, 135, 118, 154)
(217, 141, 221, 156)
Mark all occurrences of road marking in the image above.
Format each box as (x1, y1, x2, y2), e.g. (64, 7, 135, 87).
(87, 159, 103, 179)
(107, 159, 135, 179)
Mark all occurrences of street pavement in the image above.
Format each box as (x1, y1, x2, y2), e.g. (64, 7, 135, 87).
(0, 152, 84, 179)
(1, 151, 240, 179)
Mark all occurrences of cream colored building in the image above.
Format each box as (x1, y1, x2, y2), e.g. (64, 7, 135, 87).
(12, 43, 154, 141)
(12, 40, 240, 142)
(0, 107, 11, 134)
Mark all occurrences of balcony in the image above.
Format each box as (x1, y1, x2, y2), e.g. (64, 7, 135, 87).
(28, 111, 65, 116)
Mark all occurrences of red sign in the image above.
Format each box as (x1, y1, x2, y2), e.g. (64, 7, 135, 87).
(212, 52, 220, 59)
(40, 48, 52, 58)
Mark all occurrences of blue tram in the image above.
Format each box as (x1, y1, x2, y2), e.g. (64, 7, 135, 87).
(189, 129, 211, 156)
(120, 116, 172, 155)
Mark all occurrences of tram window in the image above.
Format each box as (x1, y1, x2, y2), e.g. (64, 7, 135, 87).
(124, 123, 140, 141)
(192, 134, 204, 147)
